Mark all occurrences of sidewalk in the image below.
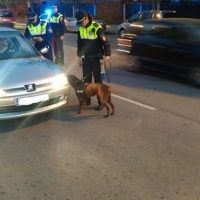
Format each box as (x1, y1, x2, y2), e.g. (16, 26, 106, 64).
(14, 21, 118, 35)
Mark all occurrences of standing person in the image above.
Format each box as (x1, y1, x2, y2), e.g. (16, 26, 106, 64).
(24, 12, 53, 61)
(49, 4, 66, 66)
(75, 10, 111, 110)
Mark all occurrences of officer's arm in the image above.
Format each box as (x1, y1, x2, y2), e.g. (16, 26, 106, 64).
(59, 16, 66, 35)
(97, 28, 111, 56)
(77, 30, 84, 57)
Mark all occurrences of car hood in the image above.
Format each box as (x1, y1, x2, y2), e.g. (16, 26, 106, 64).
(0, 57, 65, 89)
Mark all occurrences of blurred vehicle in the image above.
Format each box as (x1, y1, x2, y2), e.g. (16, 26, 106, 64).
(0, 9, 15, 28)
(117, 18, 200, 86)
(0, 27, 70, 120)
(39, 12, 50, 23)
(65, 15, 106, 32)
(118, 10, 178, 36)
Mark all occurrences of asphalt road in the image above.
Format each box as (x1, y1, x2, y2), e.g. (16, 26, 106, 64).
(0, 31, 200, 200)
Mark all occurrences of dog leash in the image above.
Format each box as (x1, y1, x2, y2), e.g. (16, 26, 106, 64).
(104, 59, 112, 83)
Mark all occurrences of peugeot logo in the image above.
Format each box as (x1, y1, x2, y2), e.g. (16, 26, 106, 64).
(24, 84, 36, 92)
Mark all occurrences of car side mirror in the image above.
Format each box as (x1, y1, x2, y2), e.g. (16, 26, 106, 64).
(40, 46, 49, 54)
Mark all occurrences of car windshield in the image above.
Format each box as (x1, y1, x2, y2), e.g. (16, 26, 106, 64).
(0, 31, 40, 60)
(39, 14, 48, 19)
(0, 11, 13, 17)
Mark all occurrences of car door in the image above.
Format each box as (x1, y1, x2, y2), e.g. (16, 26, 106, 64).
(163, 26, 198, 75)
(125, 13, 142, 34)
(131, 23, 172, 71)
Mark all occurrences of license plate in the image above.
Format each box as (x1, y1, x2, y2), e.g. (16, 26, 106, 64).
(16, 94, 49, 106)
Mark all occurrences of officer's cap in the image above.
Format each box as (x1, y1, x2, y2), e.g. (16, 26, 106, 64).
(28, 12, 37, 22)
(52, 4, 58, 8)
(75, 10, 87, 26)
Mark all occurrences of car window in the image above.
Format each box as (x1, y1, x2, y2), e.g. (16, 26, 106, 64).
(0, 10, 13, 17)
(153, 13, 162, 19)
(128, 13, 141, 23)
(0, 32, 39, 60)
(163, 12, 179, 18)
(141, 12, 152, 20)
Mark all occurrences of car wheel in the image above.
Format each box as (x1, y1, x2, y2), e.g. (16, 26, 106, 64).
(189, 67, 200, 87)
(119, 28, 125, 37)
(128, 62, 141, 73)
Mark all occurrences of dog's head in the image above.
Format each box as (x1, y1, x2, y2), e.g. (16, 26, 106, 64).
(67, 75, 83, 88)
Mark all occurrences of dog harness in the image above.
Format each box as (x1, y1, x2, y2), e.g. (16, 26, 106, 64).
(76, 82, 90, 94)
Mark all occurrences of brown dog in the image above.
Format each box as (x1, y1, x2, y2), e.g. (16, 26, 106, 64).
(67, 75, 115, 118)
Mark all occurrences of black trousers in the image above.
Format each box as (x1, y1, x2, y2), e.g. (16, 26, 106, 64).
(82, 56, 102, 105)
(53, 37, 64, 65)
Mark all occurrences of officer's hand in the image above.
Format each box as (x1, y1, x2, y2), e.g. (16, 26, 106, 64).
(104, 56, 110, 62)
(29, 39, 35, 45)
(33, 37, 43, 42)
(35, 37, 44, 42)
(78, 57, 82, 67)
(60, 36, 64, 41)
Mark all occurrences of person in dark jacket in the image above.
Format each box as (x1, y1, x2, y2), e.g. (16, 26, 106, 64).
(49, 4, 66, 66)
(75, 10, 111, 110)
(24, 12, 53, 61)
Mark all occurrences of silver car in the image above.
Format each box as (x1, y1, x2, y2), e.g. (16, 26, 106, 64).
(118, 10, 178, 36)
(65, 15, 106, 32)
(0, 27, 70, 120)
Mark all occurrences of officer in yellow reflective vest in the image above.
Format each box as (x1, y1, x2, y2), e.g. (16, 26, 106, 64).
(49, 4, 66, 66)
(24, 12, 53, 61)
(75, 10, 111, 110)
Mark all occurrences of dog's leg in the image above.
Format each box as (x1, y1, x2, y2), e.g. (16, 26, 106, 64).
(108, 95, 115, 115)
(77, 97, 84, 114)
(102, 103, 110, 118)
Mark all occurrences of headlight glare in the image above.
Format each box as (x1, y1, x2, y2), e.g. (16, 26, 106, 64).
(52, 75, 68, 89)
(0, 89, 6, 97)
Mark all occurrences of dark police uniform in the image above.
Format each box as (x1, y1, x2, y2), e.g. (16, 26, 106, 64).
(76, 12, 111, 108)
(49, 5, 66, 65)
(24, 12, 53, 61)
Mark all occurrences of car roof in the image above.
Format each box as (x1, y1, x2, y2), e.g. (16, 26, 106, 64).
(143, 18, 200, 25)
(138, 10, 176, 13)
(0, 27, 17, 31)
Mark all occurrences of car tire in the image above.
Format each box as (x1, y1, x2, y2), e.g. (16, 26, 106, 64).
(128, 62, 141, 73)
(189, 67, 200, 87)
(119, 28, 125, 37)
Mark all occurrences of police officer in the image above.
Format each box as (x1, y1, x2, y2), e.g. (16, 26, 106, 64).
(24, 12, 53, 61)
(49, 4, 66, 66)
(75, 10, 111, 110)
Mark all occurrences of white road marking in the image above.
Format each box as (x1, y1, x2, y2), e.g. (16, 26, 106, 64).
(112, 94, 157, 111)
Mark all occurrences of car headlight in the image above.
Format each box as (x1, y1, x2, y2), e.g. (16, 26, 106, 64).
(52, 74, 68, 89)
(0, 89, 6, 97)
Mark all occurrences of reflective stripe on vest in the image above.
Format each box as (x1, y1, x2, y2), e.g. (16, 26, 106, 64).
(79, 22, 101, 40)
(27, 22, 47, 36)
(49, 13, 62, 23)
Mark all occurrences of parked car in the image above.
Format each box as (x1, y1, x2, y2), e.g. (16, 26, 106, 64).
(0, 9, 15, 28)
(118, 10, 178, 36)
(65, 15, 106, 32)
(117, 18, 200, 86)
(0, 27, 70, 120)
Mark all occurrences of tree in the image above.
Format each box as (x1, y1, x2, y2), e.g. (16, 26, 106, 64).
(0, 0, 27, 8)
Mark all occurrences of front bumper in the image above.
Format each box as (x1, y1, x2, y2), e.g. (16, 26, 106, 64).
(0, 85, 70, 120)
